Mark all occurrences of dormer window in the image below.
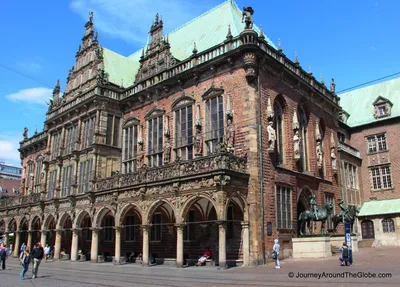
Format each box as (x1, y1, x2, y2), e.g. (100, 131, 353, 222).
(373, 96, 392, 119)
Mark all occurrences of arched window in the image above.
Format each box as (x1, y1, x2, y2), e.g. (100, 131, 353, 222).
(298, 105, 309, 171)
(273, 101, 284, 165)
(382, 218, 395, 233)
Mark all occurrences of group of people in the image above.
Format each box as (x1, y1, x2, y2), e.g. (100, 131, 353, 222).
(19, 242, 46, 280)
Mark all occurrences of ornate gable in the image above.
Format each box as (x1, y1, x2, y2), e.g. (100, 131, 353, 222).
(373, 96, 392, 119)
(201, 86, 224, 100)
(171, 94, 195, 110)
(135, 14, 179, 84)
(122, 114, 140, 128)
(145, 107, 165, 119)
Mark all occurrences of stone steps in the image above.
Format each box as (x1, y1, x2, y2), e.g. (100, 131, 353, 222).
(358, 240, 374, 248)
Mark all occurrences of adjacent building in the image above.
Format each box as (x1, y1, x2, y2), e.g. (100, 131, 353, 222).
(0, 162, 22, 180)
(339, 76, 400, 246)
(0, 1, 341, 266)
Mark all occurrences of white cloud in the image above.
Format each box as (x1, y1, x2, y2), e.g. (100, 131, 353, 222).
(5, 87, 52, 105)
(0, 135, 21, 166)
(70, 0, 215, 46)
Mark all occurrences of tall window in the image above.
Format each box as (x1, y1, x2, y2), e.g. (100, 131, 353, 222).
(106, 115, 120, 147)
(175, 105, 193, 160)
(276, 185, 292, 229)
(27, 161, 34, 178)
(382, 218, 395, 233)
(103, 217, 113, 242)
(147, 116, 163, 167)
(51, 132, 61, 160)
(151, 213, 162, 241)
(123, 125, 138, 173)
(82, 116, 96, 149)
(298, 106, 309, 171)
(125, 215, 135, 241)
(367, 134, 387, 154)
(325, 193, 335, 230)
(273, 101, 284, 165)
(61, 165, 73, 197)
(183, 210, 196, 241)
(371, 165, 392, 190)
(34, 157, 43, 192)
(65, 124, 78, 154)
(47, 170, 57, 199)
(205, 95, 224, 154)
(78, 159, 93, 193)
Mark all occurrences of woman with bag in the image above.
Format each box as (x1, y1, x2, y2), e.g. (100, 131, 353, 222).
(272, 239, 280, 269)
(19, 246, 30, 280)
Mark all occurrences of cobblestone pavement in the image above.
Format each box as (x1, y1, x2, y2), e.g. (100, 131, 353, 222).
(0, 247, 398, 287)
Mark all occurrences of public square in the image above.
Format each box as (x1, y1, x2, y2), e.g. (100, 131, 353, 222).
(0, 247, 398, 287)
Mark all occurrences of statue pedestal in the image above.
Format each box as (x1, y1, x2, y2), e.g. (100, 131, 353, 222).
(330, 236, 359, 252)
(292, 237, 332, 258)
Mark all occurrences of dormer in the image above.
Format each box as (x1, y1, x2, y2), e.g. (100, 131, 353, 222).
(373, 96, 392, 119)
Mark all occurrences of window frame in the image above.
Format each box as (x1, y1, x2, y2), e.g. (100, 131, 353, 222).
(147, 115, 163, 168)
(382, 218, 395, 233)
(366, 134, 388, 154)
(370, 165, 392, 190)
(174, 104, 194, 161)
(123, 120, 139, 174)
(324, 193, 335, 230)
(205, 95, 224, 154)
(276, 185, 292, 229)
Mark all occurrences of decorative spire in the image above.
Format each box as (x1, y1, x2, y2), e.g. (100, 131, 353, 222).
(192, 42, 198, 54)
(294, 52, 299, 64)
(278, 39, 282, 52)
(53, 79, 60, 95)
(259, 25, 265, 40)
(320, 74, 325, 85)
(89, 11, 94, 23)
(330, 78, 336, 93)
(308, 65, 312, 75)
(226, 25, 233, 40)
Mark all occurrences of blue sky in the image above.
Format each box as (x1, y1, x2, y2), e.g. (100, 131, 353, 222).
(1, 0, 399, 167)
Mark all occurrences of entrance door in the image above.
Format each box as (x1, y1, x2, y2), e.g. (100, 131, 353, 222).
(361, 220, 375, 239)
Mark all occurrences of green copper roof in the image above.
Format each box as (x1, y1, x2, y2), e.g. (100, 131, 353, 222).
(338, 77, 400, 127)
(102, 48, 139, 88)
(358, 198, 400, 217)
(128, 0, 275, 62)
(101, 0, 275, 87)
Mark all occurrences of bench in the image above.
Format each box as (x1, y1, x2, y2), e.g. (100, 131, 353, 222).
(98, 255, 105, 263)
(113, 256, 126, 265)
(155, 258, 175, 265)
(60, 254, 70, 261)
(78, 254, 86, 261)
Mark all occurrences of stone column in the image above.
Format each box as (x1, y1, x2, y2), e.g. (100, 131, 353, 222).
(114, 226, 121, 264)
(54, 229, 62, 260)
(241, 222, 250, 266)
(13, 231, 21, 257)
(218, 222, 227, 270)
(70, 229, 79, 261)
(27, 231, 33, 249)
(90, 228, 99, 262)
(141, 225, 150, 266)
(176, 224, 184, 267)
(40, 230, 48, 247)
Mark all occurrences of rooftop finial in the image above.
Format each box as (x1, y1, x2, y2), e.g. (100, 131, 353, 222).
(89, 11, 94, 23)
(320, 74, 324, 85)
(294, 52, 299, 64)
(308, 65, 312, 75)
(330, 78, 336, 93)
(192, 42, 198, 54)
(226, 24, 233, 40)
(278, 39, 282, 52)
(259, 25, 265, 39)
(141, 48, 145, 59)
(155, 13, 159, 24)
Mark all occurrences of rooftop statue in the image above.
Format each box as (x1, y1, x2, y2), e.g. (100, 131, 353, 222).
(242, 7, 254, 30)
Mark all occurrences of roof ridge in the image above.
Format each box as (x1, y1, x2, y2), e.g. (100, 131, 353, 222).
(165, 0, 234, 36)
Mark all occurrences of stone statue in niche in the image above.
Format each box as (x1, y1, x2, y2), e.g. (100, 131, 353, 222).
(293, 130, 301, 160)
(164, 140, 171, 164)
(267, 120, 276, 153)
(194, 128, 203, 157)
(316, 141, 323, 169)
(331, 147, 337, 173)
(225, 118, 235, 153)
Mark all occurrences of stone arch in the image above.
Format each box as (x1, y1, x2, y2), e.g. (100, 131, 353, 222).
(116, 203, 143, 226)
(43, 214, 56, 230)
(146, 199, 176, 225)
(29, 215, 41, 230)
(74, 210, 92, 228)
(0, 219, 5, 235)
(224, 192, 249, 222)
(18, 217, 29, 231)
(93, 206, 115, 227)
(180, 195, 218, 223)
(7, 218, 17, 232)
(57, 212, 73, 229)
(30, 216, 41, 246)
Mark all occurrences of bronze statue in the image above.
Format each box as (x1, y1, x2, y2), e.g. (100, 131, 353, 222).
(332, 200, 360, 234)
(310, 194, 318, 220)
(242, 7, 254, 30)
(298, 202, 334, 235)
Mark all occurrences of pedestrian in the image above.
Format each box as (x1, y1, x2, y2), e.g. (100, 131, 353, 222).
(19, 246, 31, 280)
(272, 239, 280, 268)
(0, 243, 8, 270)
(20, 243, 25, 256)
(44, 244, 50, 262)
(339, 242, 349, 266)
(30, 242, 44, 279)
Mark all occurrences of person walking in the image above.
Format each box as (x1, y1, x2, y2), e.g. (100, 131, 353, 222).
(0, 243, 8, 270)
(44, 244, 50, 262)
(19, 246, 30, 280)
(272, 239, 280, 268)
(30, 242, 44, 279)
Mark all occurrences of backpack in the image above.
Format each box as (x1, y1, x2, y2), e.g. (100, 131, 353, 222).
(342, 247, 349, 259)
